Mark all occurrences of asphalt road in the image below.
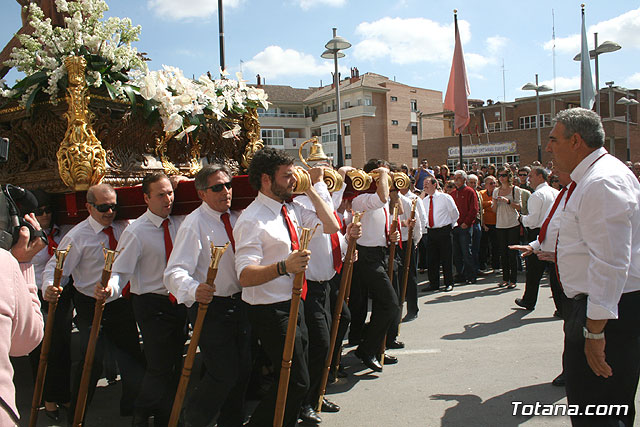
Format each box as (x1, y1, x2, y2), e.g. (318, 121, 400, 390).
(13, 270, 640, 426)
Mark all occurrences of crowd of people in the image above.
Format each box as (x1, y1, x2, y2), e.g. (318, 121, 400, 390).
(4, 107, 640, 427)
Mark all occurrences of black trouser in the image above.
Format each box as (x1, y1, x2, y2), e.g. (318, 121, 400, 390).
(397, 241, 418, 316)
(417, 233, 428, 270)
(71, 290, 145, 418)
(130, 293, 187, 426)
(303, 279, 331, 408)
(328, 272, 350, 372)
(246, 300, 309, 427)
(349, 245, 399, 357)
(28, 284, 75, 405)
(563, 291, 640, 426)
(548, 265, 569, 318)
(479, 224, 500, 270)
(184, 295, 251, 427)
(521, 228, 545, 307)
(496, 226, 520, 284)
(426, 226, 453, 289)
(387, 247, 402, 346)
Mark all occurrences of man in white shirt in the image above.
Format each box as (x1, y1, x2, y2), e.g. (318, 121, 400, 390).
(163, 164, 250, 427)
(514, 167, 559, 311)
(234, 148, 339, 427)
(546, 107, 640, 426)
(97, 173, 186, 427)
(422, 177, 459, 292)
(42, 183, 144, 420)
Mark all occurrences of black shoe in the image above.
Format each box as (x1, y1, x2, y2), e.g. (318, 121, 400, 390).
(444, 285, 453, 292)
(386, 340, 405, 349)
(466, 278, 477, 284)
(44, 407, 59, 421)
(402, 312, 418, 323)
(552, 372, 565, 387)
(514, 298, 534, 311)
(423, 285, 439, 292)
(354, 348, 383, 372)
(454, 275, 466, 284)
(336, 364, 348, 378)
(321, 398, 340, 413)
(300, 405, 322, 424)
(132, 413, 149, 427)
(382, 354, 398, 364)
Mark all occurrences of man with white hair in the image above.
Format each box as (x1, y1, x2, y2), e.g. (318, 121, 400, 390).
(451, 170, 479, 285)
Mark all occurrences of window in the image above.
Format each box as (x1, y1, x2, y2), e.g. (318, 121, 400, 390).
(488, 122, 501, 133)
(344, 123, 351, 136)
(506, 155, 520, 165)
(345, 153, 352, 160)
(261, 129, 284, 147)
(258, 108, 278, 117)
(392, 144, 399, 149)
(390, 96, 398, 102)
(519, 115, 537, 129)
(321, 128, 337, 144)
(410, 99, 418, 112)
(411, 123, 418, 135)
(344, 100, 351, 109)
(505, 120, 514, 130)
(412, 147, 418, 158)
(364, 97, 372, 106)
(391, 120, 399, 126)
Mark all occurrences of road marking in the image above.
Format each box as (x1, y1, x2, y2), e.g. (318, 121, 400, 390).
(388, 348, 441, 355)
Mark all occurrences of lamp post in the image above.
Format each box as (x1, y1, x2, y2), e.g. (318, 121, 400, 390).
(617, 95, 639, 161)
(573, 34, 621, 116)
(321, 28, 351, 167)
(521, 74, 552, 162)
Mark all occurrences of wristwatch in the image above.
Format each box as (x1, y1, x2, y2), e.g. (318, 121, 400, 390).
(583, 326, 605, 340)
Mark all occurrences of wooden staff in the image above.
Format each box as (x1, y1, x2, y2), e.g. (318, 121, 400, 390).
(316, 212, 362, 413)
(398, 198, 418, 333)
(273, 227, 314, 427)
(73, 247, 118, 427)
(379, 204, 399, 364)
(29, 244, 72, 427)
(168, 243, 229, 427)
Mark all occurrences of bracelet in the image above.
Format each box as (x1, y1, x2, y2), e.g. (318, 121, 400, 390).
(507, 199, 511, 205)
(277, 260, 288, 276)
(276, 261, 282, 275)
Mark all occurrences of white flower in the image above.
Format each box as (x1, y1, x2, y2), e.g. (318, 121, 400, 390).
(175, 124, 197, 140)
(140, 74, 157, 100)
(164, 113, 183, 133)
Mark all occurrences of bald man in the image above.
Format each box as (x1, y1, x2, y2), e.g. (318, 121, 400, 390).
(43, 183, 144, 421)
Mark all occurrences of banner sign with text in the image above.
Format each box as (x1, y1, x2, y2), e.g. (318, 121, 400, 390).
(448, 142, 517, 158)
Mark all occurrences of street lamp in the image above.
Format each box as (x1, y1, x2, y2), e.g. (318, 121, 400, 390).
(321, 28, 351, 167)
(522, 74, 552, 162)
(617, 95, 639, 161)
(573, 34, 622, 116)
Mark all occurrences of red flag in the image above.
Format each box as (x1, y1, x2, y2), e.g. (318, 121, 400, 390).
(444, 12, 470, 135)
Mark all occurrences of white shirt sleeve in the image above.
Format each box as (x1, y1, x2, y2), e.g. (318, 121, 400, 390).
(521, 192, 543, 228)
(352, 193, 386, 212)
(41, 233, 77, 292)
(108, 229, 141, 298)
(163, 226, 203, 307)
(234, 217, 265, 280)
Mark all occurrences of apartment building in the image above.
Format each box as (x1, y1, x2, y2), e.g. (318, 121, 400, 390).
(253, 70, 443, 168)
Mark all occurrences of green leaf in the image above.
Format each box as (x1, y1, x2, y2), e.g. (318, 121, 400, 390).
(12, 71, 48, 91)
(25, 86, 42, 115)
(189, 115, 200, 126)
(122, 84, 137, 108)
(104, 81, 117, 99)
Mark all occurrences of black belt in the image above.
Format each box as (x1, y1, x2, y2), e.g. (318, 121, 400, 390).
(214, 292, 242, 301)
(428, 224, 452, 232)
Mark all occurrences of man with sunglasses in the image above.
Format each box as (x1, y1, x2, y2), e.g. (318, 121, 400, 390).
(42, 183, 144, 420)
(164, 164, 250, 427)
(93, 172, 186, 427)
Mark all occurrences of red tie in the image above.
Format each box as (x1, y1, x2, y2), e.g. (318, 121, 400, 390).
(384, 206, 390, 245)
(47, 227, 59, 256)
(281, 205, 307, 299)
(102, 226, 130, 298)
(162, 219, 178, 304)
(428, 195, 435, 228)
(221, 212, 236, 251)
(538, 185, 570, 244)
(330, 212, 342, 274)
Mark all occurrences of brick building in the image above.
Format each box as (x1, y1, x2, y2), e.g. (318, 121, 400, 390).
(418, 87, 640, 169)
(253, 71, 443, 168)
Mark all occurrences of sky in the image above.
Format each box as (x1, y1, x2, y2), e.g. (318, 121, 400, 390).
(1, 0, 639, 103)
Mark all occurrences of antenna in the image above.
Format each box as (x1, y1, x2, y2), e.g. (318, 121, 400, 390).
(552, 8, 556, 93)
(501, 59, 506, 101)
(240, 59, 244, 74)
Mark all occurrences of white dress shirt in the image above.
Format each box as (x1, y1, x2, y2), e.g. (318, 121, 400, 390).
(520, 182, 559, 229)
(164, 203, 241, 307)
(32, 224, 72, 289)
(399, 192, 423, 245)
(296, 182, 347, 282)
(422, 191, 459, 229)
(529, 189, 566, 252)
(108, 210, 184, 297)
(557, 147, 640, 320)
(351, 193, 388, 247)
(42, 216, 130, 302)
(234, 188, 325, 305)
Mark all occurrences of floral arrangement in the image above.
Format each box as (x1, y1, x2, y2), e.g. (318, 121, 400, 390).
(2, 0, 268, 140)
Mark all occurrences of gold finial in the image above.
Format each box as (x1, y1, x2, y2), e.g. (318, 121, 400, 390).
(209, 242, 230, 269)
(453, 9, 457, 13)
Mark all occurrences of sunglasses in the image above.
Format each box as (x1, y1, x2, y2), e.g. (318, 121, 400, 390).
(498, 173, 509, 177)
(34, 206, 52, 215)
(205, 181, 232, 192)
(90, 203, 118, 213)
(518, 173, 528, 177)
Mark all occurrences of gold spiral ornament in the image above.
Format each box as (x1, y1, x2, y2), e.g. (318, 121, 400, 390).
(292, 166, 311, 194)
(346, 169, 372, 191)
(323, 168, 344, 192)
(369, 170, 393, 187)
(391, 172, 410, 190)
